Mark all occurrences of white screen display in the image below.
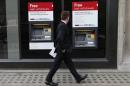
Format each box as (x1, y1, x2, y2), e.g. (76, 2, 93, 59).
(72, 1, 98, 27)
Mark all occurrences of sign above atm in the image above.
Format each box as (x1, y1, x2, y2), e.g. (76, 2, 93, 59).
(28, 2, 53, 11)
(28, 2, 53, 21)
(72, 1, 98, 27)
(72, 2, 98, 11)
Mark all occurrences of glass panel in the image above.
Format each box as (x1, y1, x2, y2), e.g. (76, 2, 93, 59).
(0, 0, 7, 59)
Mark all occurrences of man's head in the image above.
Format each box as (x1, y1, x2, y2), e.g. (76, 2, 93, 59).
(61, 11, 70, 23)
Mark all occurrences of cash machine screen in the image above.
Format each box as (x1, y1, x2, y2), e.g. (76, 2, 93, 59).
(74, 29, 96, 47)
(31, 24, 52, 41)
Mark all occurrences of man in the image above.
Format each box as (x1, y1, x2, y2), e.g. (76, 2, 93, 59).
(45, 11, 87, 86)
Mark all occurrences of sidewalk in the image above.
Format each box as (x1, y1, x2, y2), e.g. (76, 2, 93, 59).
(0, 69, 130, 86)
(0, 58, 130, 86)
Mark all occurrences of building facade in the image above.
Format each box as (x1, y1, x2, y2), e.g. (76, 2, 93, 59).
(0, 0, 129, 68)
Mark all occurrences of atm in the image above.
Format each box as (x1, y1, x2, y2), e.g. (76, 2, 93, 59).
(19, 0, 118, 68)
(19, 0, 62, 59)
(63, 0, 118, 68)
(63, 0, 107, 59)
(72, 1, 98, 48)
(28, 2, 54, 50)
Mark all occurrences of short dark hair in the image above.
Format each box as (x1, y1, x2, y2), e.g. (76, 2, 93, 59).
(61, 11, 70, 20)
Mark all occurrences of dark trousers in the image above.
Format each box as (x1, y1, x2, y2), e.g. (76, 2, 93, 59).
(46, 51, 81, 82)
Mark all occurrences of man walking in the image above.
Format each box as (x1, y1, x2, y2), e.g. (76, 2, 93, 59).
(45, 11, 87, 86)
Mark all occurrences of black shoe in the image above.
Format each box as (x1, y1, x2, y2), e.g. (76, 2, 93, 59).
(76, 74, 88, 83)
(45, 81, 58, 86)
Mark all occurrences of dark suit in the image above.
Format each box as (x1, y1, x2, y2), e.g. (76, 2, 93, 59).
(46, 21, 81, 82)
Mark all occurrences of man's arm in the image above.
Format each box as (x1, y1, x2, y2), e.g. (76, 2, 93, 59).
(56, 25, 66, 51)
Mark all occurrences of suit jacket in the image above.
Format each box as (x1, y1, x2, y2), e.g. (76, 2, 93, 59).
(55, 21, 71, 53)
